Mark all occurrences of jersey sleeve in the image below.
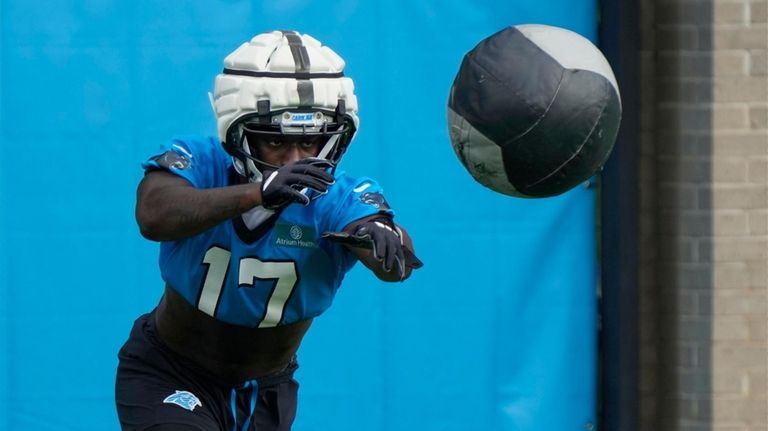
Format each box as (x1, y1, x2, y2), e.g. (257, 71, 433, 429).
(141, 135, 231, 189)
(318, 173, 395, 233)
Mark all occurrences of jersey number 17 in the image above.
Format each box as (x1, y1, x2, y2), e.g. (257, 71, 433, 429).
(198, 246, 298, 328)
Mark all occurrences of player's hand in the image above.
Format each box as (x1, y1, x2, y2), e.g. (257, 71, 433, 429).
(322, 220, 423, 280)
(261, 158, 334, 210)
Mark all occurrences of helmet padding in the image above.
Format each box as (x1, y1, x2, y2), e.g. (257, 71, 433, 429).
(211, 30, 359, 183)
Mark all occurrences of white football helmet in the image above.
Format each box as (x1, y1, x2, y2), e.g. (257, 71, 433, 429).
(211, 30, 360, 183)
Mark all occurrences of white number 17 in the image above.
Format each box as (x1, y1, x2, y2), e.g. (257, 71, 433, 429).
(198, 246, 298, 328)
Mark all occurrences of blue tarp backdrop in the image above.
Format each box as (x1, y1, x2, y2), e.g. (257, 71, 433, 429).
(0, 1, 598, 430)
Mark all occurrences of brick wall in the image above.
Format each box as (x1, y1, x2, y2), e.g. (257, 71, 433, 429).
(639, 0, 768, 430)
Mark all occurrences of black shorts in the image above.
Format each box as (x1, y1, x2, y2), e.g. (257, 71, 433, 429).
(115, 312, 299, 431)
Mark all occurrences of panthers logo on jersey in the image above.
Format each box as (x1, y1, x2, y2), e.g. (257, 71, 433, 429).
(150, 147, 192, 171)
(359, 192, 388, 209)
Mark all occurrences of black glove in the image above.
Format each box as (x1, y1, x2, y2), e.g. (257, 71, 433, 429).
(261, 158, 335, 210)
(322, 219, 423, 280)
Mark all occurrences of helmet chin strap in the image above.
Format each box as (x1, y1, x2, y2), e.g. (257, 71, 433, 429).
(318, 134, 339, 160)
(234, 135, 264, 184)
(292, 133, 341, 201)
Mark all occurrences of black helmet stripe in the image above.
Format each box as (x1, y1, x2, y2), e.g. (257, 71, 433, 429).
(282, 31, 314, 106)
(221, 69, 343, 79)
(282, 31, 310, 73)
(297, 80, 314, 106)
(222, 31, 325, 106)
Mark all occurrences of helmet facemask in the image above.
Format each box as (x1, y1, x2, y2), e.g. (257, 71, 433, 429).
(223, 99, 356, 184)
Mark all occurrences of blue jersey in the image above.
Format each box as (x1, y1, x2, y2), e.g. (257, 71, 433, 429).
(143, 135, 391, 328)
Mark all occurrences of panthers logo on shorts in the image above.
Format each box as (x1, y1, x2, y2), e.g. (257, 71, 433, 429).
(163, 390, 202, 411)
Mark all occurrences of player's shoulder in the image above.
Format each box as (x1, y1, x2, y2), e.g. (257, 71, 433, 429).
(143, 134, 231, 188)
(167, 134, 229, 166)
(331, 171, 379, 191)
(325, 171, 388, 208)
(168, 134, 223, 155)
(311, 170, 391, 230)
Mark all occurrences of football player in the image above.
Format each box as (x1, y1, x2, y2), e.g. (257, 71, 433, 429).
(115, 30, 422, 431)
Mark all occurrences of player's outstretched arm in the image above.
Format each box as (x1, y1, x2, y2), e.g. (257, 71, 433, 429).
(136, 158, 335, 242)
(323, 215, 423, 282)
(136, 170, 263, 241)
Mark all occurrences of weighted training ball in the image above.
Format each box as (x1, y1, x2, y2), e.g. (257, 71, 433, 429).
(448, 24, 622, 198)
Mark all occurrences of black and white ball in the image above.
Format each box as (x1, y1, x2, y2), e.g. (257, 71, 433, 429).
(447, 24, 622, 198)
